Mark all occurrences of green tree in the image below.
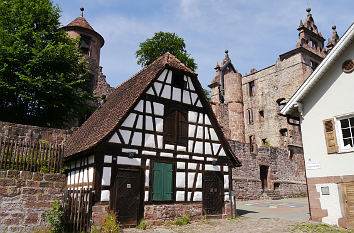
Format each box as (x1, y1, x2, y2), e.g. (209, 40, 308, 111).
(0, 0, 94, 127)
(136, 31, 197, 71)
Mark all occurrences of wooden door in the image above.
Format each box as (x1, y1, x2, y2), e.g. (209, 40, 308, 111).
(203, 171, 224, 215)
(111, 167, 141, 226)
(342, 182, 354, 229)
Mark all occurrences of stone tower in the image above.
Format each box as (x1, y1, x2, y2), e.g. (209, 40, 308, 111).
(62, 8, 112, 103)
(209, 51, 245, 143)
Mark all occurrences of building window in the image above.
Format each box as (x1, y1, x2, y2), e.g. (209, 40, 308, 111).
(153, 162, 173, 201)
(249, 135, 255, 153)
(280, 128, 288, 137)
(259, 110, 264, 120)
(337, 116, 354, 151)
(171, 71, 186, 89)
(247, 109, 253, 124)
(79, 35, 91, 55)
(164, 105, 188, 146)
(310, 60, 319, 71)
(248, 80, 255, 96)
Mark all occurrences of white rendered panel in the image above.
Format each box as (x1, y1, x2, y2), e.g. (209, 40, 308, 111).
(212, 144, 221, 155)
(188, 163, 197, 170)
(177, 154, 189, 159)
(146, 87, 155, 95)
(192, 156, 204, 161)
(88, 167, 94, 183)
(205, 143, 212, 155)
(134, 100, 144, 112)
(187, 77, 195, 91)
(109, 133, 121, 143)
(224, 166, 229, 172)
(144, 134, 155, 148)
(122, 113, 136, 128)
(206, 157, 217, 162)
(205, 128, 210, 140)
(157, 135, 163, 149)
(131, 132, 142, 146)
(145, 116, 153, 131)
(154, 82, 163, 94)
(225, 192, 230, 201)
(153, 102, 164, 116)
(172, 87, 181, 102)
(177, 146, 186, 151)
(219, 148, 226, 156)
(198, 113, 203, 124)
(224, 175, 229, 189)
(101, 190, 110, 202)
(88, 155, 94, 164)
(136, 115, 143, 129)
(188, 173, 195, 188)
(176, 172, 185, 188)
(194, 141, 203, 154)
(161, 152, 173, 158)
(205, 165, 221, 171)
(145, 170, 149, 186)
(155, 118, 163, 132)
(157, 69, 168, 81)
(177, 162, 185, 169)
(188, 140, 193, 152)
(187, 192, 192, 201)
(102, 167, 111, 185)
(161, 85, 171, 99)
(176, 191, 185, 201)
(104, 155, 112, 163)
(196, 100, 202, 107)
(142, 150, 156, 156)
(191, 93, 198, 104)
(196, 126, 203, 139)
(117, 156, 141, 166)
(205, 116, 211, 125)
(210, 129, 218, 141)
(122, 148, 138, 153)
(145, 191, 149, 202)
(146, 101, 152, 114)
(165, 144, 174, 150)
(119, 130, 131, 144)
(83, 169, 88, 183)
(146, 159, 150, 167)
(196, 174, 202, 188)
(166, 70, 172, 84)
(183, 90, 191, 104)
(188, 111, 198, 123)
(189, 125, 196, 137)
(193, 191, 202, 201)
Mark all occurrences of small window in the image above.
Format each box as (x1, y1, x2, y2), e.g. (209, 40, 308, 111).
(249, 135, 255, 153)
(164, 105, 188, 146)
(311, 40, 318, 49)
(247, 109, 253, 124)
(80, 35, 91, 55)
(248, 81, 255, 97)
(310, 60, 319, 71)
(153, 162, 173, 201)
(280, 128, 288, 137)
(337, 116, 354, 151)
(171, 72, 186, 89)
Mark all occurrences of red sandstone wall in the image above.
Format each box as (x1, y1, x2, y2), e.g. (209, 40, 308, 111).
(0, 170, 66, 232)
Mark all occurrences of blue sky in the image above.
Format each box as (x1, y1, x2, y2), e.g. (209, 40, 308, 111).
(52, 0, 353, 89)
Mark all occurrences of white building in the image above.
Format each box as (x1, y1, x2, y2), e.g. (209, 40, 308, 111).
(281, 23, 354, 228)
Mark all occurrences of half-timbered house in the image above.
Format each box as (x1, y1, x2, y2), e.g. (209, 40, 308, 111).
(64, 53, 241, 225)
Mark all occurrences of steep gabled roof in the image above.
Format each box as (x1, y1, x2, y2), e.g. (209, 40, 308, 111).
(64, 53, 241, 166)
(281, 23, 354, 117)
(67, 16, 94, 31)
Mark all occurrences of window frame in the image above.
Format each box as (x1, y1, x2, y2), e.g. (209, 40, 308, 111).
(247, 108, 254, 124)
(163, 104, 188, 146)
(335, 114, 354, 153)
(248, 80, 255, 97)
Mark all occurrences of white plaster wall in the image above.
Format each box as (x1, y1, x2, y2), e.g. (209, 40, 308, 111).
(176, 191, 185, 201)
(301, 42, 354, 178)
(101, 190, 110, 201)
(145, 191, 149, 202)
(316, 183, 343, 225)
(101, 167, 111, 185)
(104, 155, 112, 163)
(122, 113, 136, 128)
(108, 133, 120, 143)
(117, 156, 141, 166)
(193, 192, 202, 201)
(176, 172, 185, 188)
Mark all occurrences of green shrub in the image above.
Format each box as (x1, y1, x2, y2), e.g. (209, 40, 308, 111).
(136, 220, 152, 230)
(45, 200, 64, 233)
(173, 214, 190, 226)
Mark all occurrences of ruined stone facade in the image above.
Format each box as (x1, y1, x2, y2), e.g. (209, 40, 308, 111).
(209, 9, 339, 199)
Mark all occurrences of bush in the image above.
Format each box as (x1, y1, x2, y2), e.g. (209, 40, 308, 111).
(102, 210, 121, 233)
(136, 220, 152, 230)
(173, 215, 190, 226)
(45, 200, 64, 233)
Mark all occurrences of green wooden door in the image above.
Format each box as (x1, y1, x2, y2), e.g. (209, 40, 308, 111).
(153, 162, 173, 201)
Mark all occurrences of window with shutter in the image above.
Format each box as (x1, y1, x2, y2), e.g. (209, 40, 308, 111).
(163, 105, 188, 146)
(323, 118, 338, 154)
(152, 162, 173, 201)
(335, 116, 354, 152)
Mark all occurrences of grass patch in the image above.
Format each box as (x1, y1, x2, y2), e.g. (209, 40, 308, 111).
(173, 214, 191, 226)
(289, 222, 354, 233)
(136, 220, 152, 230)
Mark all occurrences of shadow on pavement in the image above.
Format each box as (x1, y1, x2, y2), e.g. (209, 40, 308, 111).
(236, 209, 259, 216)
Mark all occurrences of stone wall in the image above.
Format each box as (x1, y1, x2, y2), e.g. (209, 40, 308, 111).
(0, 121, 76, 144)
(0, 170, 66, 232)
(229, 140, 307, 200)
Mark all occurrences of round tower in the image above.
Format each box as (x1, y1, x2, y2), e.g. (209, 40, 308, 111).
(62, 8, 105, 94)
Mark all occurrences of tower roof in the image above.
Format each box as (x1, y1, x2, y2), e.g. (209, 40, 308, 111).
(67, 16, 95, 31)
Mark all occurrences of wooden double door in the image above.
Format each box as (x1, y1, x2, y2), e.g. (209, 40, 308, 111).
(342, 182, 354, 229)
(110, 167, 143, 226)
(203, 171, 224, 216)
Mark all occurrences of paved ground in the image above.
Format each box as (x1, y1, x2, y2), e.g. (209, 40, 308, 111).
(124, 198, 351, 232)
